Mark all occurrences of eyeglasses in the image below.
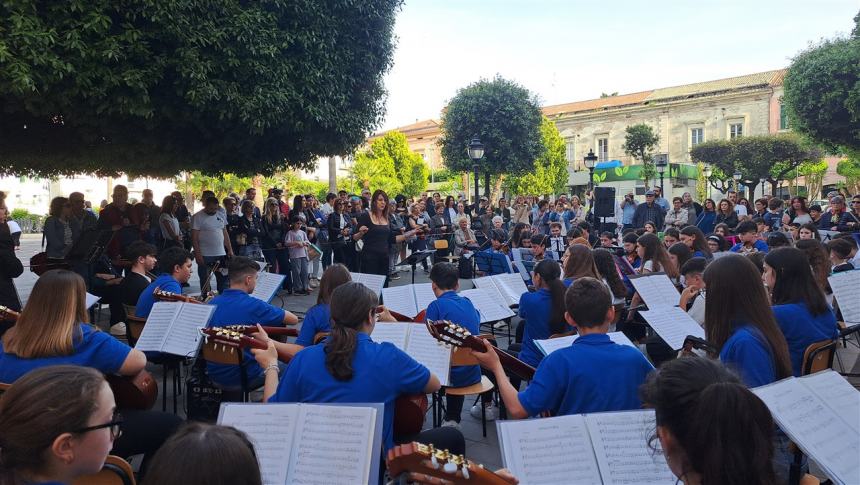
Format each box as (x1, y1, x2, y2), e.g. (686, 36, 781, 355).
(73, 412, 123, 440)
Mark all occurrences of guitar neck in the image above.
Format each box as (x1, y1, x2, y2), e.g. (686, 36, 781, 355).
(464, 337, 535, 381)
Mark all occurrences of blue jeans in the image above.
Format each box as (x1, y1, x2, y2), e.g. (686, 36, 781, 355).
(197, 255, 227, 294)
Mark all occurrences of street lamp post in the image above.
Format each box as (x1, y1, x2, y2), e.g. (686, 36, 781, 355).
(733, 170, 742, 194)
(759, 177, 766, 200)
(655, 153, 668, 196)
(703, 164, 713, 200)
(584, 149, 598, 192)
(467, 136, 485, 210)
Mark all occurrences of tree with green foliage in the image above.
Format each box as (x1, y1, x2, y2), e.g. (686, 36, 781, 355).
(507, 117, 568, 196)
(837, 156, 860, 194)
(783, 19, 860, 154)
(622, 124, 660, 189)
(0, 0, 402, 177)
(440, 76, 544, 200)
(350, 131, 429, 197)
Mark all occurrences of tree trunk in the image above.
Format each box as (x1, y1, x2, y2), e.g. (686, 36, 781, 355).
(253, 174, 264, 207)
(484, 172, 491, 198)
(328, 156, 337, 194)
(461, 172, 469, 200)
(491, 174, 506, 206)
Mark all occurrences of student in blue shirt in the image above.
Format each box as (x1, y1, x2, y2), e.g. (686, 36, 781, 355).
(515, 260, 569, 369)
(424, 262, 489, 427)
(473, 277, 653, 418)
(763, 248, 839, 376)
(561, 243, 600, 287)
(0, 366, 122, 485)
(252, 282, 463, 456)
(730, 221, 769, 254)
(135, 246, 194, 318)
(206, 256, 298, 390)
(679, 226, 713, 260)
(480, 229, 512, 275)
(295, 263, 352, 347)
(0, 269, 181, 475)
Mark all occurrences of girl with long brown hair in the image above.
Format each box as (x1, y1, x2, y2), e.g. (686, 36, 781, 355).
(561, 243, 600, 286)
(294, 264, 352, 347)
(636, 233, 679, 280)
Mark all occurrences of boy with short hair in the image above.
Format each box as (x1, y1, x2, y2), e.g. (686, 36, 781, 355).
(545, 222, 566, 257)
(763, 198, 784, 231)
(471, 277, 653, 418)
(679, 257, 708, 327)
(730, 221, 769, 254)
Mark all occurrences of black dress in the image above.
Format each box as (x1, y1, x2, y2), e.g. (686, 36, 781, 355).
(356, 212, 395, 281)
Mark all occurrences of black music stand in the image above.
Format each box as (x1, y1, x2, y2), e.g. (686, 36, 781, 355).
(474, 251, 511, 276)
(66, 228, 114, 264)
(398, 249, 435, 284)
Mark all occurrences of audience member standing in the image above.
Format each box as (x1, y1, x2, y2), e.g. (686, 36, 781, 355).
(191, 196, 233, 294)
(44, 196, 73, 261)
(632, 190, 665, 229)
(98, 185, 139, 260)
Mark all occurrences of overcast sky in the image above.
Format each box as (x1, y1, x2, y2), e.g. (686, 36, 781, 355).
(379, 0, 858, 130)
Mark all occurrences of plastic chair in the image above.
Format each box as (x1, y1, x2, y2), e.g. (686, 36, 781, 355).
(434, 345, 495, 437)
(801, 339, 837, 376)
(71, 455, 136, 485)
(434, 239, 459, 265)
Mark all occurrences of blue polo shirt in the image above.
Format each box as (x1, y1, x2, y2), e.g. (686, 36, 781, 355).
(518, 333, 653, 417)
(518, 289, 568, 367)
(296, 303, 331, 347)
(271, 333, 429, 451)
(206, 289, 286, 389)
(135, 274, 182, 318)
(0, 324, 131, 383)
(719, 325, 777, 387)
(425, 291, 481, 387)
(773, 302, 838, 376)
(730, 240, 769, 253)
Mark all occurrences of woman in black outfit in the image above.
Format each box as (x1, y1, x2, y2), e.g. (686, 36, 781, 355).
(353, 190, 419, 286)
(261, 198, 291, 291)
(326, 199, 352, 267)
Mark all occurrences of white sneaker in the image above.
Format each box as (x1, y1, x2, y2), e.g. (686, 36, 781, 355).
(441, 420, 461, 429)
(493, 321, 508, 330)
(110, 322, 127, 337)
(470, 404, 498, 421)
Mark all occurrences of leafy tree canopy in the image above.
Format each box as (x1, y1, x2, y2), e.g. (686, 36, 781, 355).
(622, 123, 660, 187)
(351, 130, 429, 197)
(0, 0, 402, 177)
(783, 33, 860, 153)
(440, 76, 543, 176)
(507, 117, 568, 196)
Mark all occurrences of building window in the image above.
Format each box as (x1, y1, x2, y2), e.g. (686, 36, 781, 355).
(729, 122, 743, 139)
(597, 137, 609, 162)
(690, 127, 704, 147)
(779, 104, 789, 130)
(565, 140, 576, 162)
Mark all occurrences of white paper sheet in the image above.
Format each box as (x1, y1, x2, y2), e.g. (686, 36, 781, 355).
(629, 273, 679, 309)
(381, 285, 419, 318)
(250, 271, 286, 303)
(161, 303, 213, 356)
(639, 306, 706, 350)
(218, 404, 300, 485)
(85, 292, 100, 309)
(459, 288, 516, 323)
(828, 270, 860, 324)
(754, 377, 860, 485)
(535, 332, 638, 356)
(413, 283, 437, 312)
(286, 404, 377, 485)
(13, 277, 35, 308)
(351, 272, 386, 299)
(473, 273, 528, 307)
(798, 370, 860, 433)
(133, 302, 181, 352)
(499, 415, 603, 485)
(404, 324, 452, 386)
(370, 322, 411, 349)
(584, 410, 674, 485)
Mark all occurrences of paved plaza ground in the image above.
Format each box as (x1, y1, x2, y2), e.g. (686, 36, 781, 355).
(11, 234, 860, 476)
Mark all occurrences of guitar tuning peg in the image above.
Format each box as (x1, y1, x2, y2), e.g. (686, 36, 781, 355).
(443, 461, 458, 474)
(430, 452, 439, 469)
(461, 461, 470, 479)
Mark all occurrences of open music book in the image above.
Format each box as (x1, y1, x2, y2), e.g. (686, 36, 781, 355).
(498, 409, 674, 485)
(134, 301, 214, 356)
(351, 272, 387, 299)
(85, 292, 100, 309)
(473, 273, 529, 307)
(828, 270, 860, 324)
(372, 322, 452, 386)
(638, 306, 706, 350)
(753, 370, 860, 485)
(535, 332, 638, 357)
(459, 288, 517, 323)
(218, 402, 383, 485)
(628, 272, 680, 310)
(381, 283, 437, 319)
(250, 271, 287, 303)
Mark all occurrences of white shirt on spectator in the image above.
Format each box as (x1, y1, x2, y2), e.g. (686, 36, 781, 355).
(192, 210, 227, 257)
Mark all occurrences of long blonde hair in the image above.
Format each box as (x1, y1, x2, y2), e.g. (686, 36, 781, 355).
(264, 197, 281, 224)
(3, 270, 89, 358)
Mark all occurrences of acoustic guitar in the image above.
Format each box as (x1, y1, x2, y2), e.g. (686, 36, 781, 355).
(106, 372, 158, 410)
(200, 327, 293, 363)
(0, 305, 20, 322)
(387, 442, 515, 484)
(153, 288, 205, 304)
(425, 320, 536, 381)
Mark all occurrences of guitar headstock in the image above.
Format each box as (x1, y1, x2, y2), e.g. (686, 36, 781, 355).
(152, 288, 187, 302)
(425, 320, 483, 352)
(0, 305, 20, 322)
(387, 442, 513, 484)
(200, 327, 266, 351)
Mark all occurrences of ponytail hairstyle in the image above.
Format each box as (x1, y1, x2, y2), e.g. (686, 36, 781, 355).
(794, 239, 832, 296)
(325, 282, 378, 381)
(0, 366, 106, 483)
(592, 248, 627, 298)
(637, 233, 679, 279)
(764, 247, 829, 316)
(640, 357, 776, 485)
(679, 226, 712, 258)
(561, 244, 600, 280)
(533, 259, 567, 334)
(316, 263, 352, 305)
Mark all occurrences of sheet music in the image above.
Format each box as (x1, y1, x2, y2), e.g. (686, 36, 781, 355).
(351, 272, 386, 299)
(161, 303, 213, 356)
(473, 276, 506, 303)
(629, 273, 680, 309)
(382, 285, 419, 317)
(250, 271, 286, 303)
(754, 377, 860, 485)
(585, 410, 674, 485)
(13, 277, 35, 308)
(286, 404, 376, 484)
(499, 415, 602, 485)
(460, 289, 516, 323)
(829, 270, 860, 324)
(85, 292, 100, 309)
(413, 283, 437, 312)
(799, 370, 860, 433)
(535, 332, 638, 356)
(497, 272, 529, 305)
(134, 302, 180, 352)
(370, 322, 411, 349)
(639, 306, 706, 350)
(218, 404, 300, 485)
(404, 324, 452, 386)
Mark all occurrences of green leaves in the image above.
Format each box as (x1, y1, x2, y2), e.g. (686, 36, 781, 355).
(506, 118, 567, 196)
(351, 131, 429, 197)
(622, 124, 660, 164)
